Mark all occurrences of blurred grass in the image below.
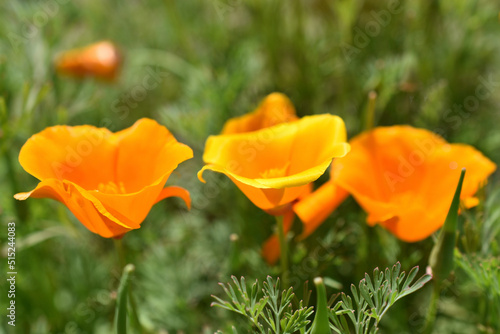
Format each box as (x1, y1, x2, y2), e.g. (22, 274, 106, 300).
(1, 0, 500, 332)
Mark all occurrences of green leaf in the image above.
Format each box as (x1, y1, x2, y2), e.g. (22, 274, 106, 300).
(429, 168, 466, 282)
(329, 263, 431, 333)
(213, 276, 311, 333)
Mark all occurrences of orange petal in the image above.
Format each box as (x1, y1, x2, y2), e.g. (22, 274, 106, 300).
(462, 197, 479, 208)
(155, 186, 191, 209)
(383, 144, 496, 241)
(334, 126, 445, 201)
(379, 205, 438, 242)
(15, 179, 135, 238)
(261, 209, 295, 265)
(114, 118, 193, 193)
(294, 181, 350, 239)
(89, 175, 169, 228)
(221, 92, 297, 134)
(439, 144, 496, 203)
(18, 125, 116, 188)
(230, 176, 311, 210)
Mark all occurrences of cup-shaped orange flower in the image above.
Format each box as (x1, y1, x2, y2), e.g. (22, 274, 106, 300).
(221, 92, 298, 135)
(198, 114, 350, 211)
(55, 41, 122, 81)
(14, 118, 193, 238)
(294, 126, 496, 242)
(201, 93, 324, 266)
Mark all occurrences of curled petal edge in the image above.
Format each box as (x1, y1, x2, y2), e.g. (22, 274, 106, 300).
(15, 179, 136, 230)
(156, 186, 191, 210)
(197, 146, 350, 190)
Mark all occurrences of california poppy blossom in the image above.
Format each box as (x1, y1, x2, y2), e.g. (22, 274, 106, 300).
(14, 118, 192, 238)
(200, 93, 331, 264)
(199, 111, 349, 266)
(55, 40, 122, 81)
(294, 126, 496, 242)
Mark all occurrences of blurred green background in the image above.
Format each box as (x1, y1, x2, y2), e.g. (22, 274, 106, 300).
(1, 0, 500, 333)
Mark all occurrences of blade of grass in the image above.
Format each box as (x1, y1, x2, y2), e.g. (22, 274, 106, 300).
(425, 168, 466, 334)
(114, 264, 135, 334)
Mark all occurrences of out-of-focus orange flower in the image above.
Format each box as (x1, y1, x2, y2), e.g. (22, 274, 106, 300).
(294, 126, 496, 242)
(221, 92, 298, 134)
(55, 41, 122, 81)
(198, 114, 350, 211)
(14, 119, 192, 238)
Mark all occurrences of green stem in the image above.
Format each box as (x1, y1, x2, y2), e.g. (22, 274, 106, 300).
(423, 282, 440, 334)
(364, 91, 377, 131)
(276, 215, 289, 289)
(228, 233, 239, 273)
(113, 238, 127, 271)
(112, 239, 144, 333)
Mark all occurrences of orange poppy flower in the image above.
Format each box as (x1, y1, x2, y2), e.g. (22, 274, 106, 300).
(14, 118, 192, 238)
(200, 93, 326, 264)
(221, 92, 298, 135)
(294, 126, 496, 242)
(55, 41, 122, 81)
(198, 114, 350, 212)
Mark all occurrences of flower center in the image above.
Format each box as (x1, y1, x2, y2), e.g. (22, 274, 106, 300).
(96, 181, 127, 194)
(259, 162, 290, 179)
